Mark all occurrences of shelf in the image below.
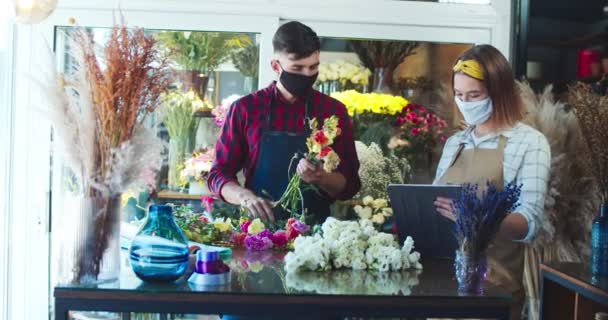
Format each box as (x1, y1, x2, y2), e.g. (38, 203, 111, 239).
(156, 189, 212, 200)
(529, 32, 608, 49)
(193, 110, 214, 118)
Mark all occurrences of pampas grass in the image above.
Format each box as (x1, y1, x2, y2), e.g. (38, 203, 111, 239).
(567, 82, 608, 201)
(39, 21, 170, 283)
(520, 82, 599, 320)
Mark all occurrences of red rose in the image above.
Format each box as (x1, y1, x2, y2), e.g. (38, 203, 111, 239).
(411, 128, 420, 136)
(318, 146, 333, 158)
(395, 117, 405, 126)
(232, 233, 247, 246)
(411, 117, 419, 124)
(313, 131, 329, 146)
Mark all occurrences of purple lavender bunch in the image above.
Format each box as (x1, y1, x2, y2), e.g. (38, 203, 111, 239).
(452, 181, 522, 257)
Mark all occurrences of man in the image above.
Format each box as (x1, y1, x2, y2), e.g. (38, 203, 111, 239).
(207, 21, 360, 224)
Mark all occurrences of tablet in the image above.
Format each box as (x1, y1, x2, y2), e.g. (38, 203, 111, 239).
(387, 184, 462, 258)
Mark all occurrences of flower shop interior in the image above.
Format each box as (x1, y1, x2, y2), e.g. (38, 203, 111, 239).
(2, 0, 608, 319)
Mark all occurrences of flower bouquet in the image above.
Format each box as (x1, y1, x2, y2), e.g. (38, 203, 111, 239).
(316, 60, 371, 93)
(42, 22, 169, 283)
(174, 204, 235, 245)
(231, 217, 310, 251)
(275, 115, 342, 216)
(284, 217, 422, 273)
(452, 182, 522, 293)
(161, 90, 202, 190)
(211, 94, 241, 127)
(390, 103, 447, 162)
(180, 147, 215, 195)
(330, 90, 408, 148)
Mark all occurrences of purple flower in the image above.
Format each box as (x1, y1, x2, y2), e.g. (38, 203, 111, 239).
(240, 220, 251, 233)
(292, 221, 310, 234)
(244, 235, 274, 251)
(257, 229, 273, 239)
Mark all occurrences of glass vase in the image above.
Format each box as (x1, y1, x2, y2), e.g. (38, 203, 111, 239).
(372, 67, 393, 94)
(54, 195, 121, 285)
(129, 205, 189, 282)
(167, 137, 188, 191)
(454, 250, 487, 294)
(591, 202, 608, 276)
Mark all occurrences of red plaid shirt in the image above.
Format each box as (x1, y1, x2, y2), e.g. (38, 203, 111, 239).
(207, 82, 361, 201)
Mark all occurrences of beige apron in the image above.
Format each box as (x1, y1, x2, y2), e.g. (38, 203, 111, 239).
(437, 135, 525, 320)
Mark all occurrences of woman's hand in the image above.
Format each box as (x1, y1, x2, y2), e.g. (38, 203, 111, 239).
(434, 196, 456, 222)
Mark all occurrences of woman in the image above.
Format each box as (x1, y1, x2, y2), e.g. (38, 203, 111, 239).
(433, 44, 551, 320)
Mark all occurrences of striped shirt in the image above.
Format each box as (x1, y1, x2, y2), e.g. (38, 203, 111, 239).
(434, 122, 551, 242)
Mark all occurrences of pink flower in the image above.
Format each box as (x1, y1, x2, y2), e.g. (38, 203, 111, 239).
(411, 128, 420, 136)
(240, 220, 252, 233)
(244, 235, 274, 251)
(395, 117, 405, 127)
(201, 196, 214, 213)
(411, 117, 420, 125)
(271, 230, 288, 247)
(292, 221, 310, 234)
(197, 216, 208, 223)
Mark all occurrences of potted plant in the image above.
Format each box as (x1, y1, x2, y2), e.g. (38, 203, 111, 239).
(156, 31, 252, 99)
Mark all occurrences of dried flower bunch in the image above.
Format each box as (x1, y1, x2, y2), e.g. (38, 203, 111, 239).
(43, 21, 169, 282)
(453, 182, 521, 259)
(568, 82, 608, 201)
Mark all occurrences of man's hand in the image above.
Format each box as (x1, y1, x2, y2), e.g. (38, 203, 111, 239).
(434, 196, 456, 222)
(237, 190, 275, 223)
(296, 158, 324, 184)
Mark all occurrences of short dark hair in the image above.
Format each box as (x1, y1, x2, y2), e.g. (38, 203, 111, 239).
(272, 21, 320, 59)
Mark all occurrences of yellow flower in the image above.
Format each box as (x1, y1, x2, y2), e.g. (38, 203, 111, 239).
(371, 198, 388, 209)
(247, 218, 265, 235)
(382, 207, 393, 217)
(322, 150, 340, 172)
(371, 214, 386, 225)
(330, 91, 408, 116)
(322, 116, 340, 141)
(249, 261, 264, 273)
(121, 190, 136, 207)
(213, 218, 232, 233)
(362, 196, 374, 206)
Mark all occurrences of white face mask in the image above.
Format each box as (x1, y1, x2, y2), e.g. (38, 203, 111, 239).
(454, 96, 493, 125)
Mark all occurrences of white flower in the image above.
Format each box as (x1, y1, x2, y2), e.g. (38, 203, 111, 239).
(362, 196, 374, 206)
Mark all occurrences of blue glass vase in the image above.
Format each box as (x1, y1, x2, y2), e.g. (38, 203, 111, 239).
(129, 205, 189, 282)
(592, 203, 608, 277)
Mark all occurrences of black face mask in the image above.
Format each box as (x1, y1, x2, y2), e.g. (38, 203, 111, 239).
(279, 67, 318, 97)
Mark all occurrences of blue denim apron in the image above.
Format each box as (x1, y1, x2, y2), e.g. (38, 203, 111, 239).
(222, 94, 334, 320)
(248, 93, 332, 225)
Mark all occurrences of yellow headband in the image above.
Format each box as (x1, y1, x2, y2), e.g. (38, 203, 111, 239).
(453, 59, 484, 80)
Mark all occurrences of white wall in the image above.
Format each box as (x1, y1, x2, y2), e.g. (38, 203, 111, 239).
(4, 1, 513, 319)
